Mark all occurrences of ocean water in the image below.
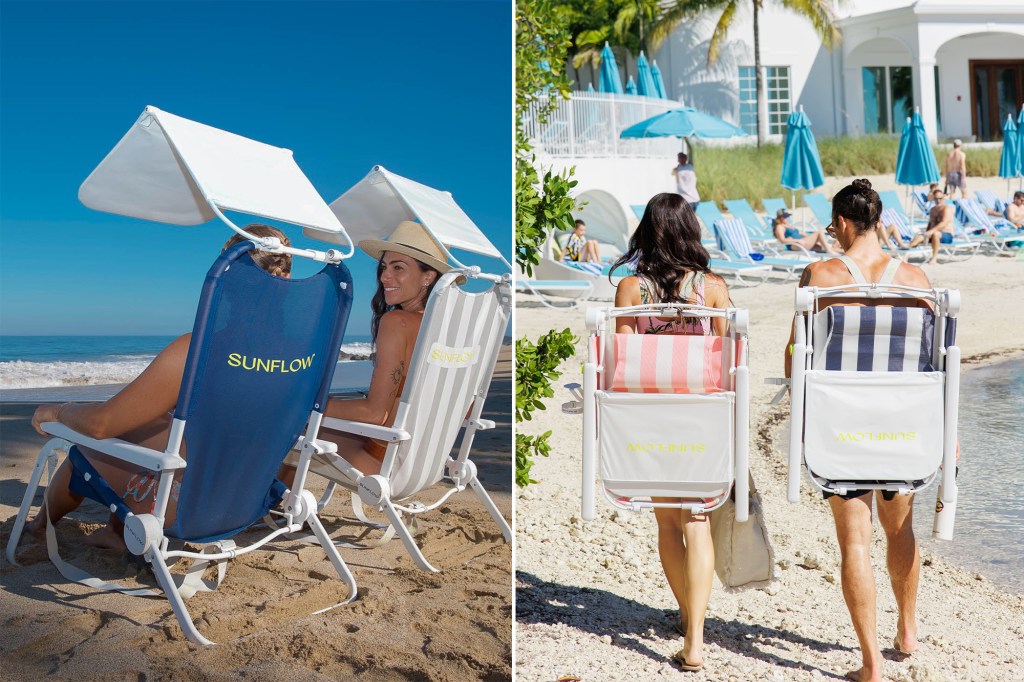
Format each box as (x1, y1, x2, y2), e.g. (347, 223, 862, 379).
(912, 357, 1024, 594)
(0, 335, 374, 390)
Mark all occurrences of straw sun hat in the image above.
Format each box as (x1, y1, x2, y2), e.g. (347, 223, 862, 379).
(358, 220, 455, 276)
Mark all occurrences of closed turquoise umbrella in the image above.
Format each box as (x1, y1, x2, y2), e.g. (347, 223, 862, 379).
(625, 76, 637, 95)
(651, 60, 668, 99)
(999, 114, 1019, 195)
(598, 42, 623, 95)
(895, 110, 940, 221)
(1017, 105, 1024, 188)
(621, 107, 747, 139)
(636, 52, 657, 97)
(780, 107, 825, 210)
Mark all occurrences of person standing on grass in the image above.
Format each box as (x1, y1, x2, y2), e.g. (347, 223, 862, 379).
(943, 140, 967, 199)
(672, 152, 700, 212)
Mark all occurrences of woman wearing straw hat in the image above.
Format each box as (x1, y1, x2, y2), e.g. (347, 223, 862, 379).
(318, 220, 458, 475)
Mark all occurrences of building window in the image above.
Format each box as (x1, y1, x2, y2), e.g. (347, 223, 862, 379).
(738, 66, 791, 135)
(863, 66, 914, 134)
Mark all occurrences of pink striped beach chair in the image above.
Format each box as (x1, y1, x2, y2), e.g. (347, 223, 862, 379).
(577, 303, 751, 522)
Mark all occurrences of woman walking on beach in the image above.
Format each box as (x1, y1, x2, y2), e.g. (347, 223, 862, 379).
(785, 179, 933, 682)
(610, 192, 731, 672)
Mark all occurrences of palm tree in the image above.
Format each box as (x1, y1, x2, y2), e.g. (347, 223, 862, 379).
(652, 0, 841, 146)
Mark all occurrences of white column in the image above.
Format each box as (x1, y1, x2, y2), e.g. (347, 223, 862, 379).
(915, 57, 938, 142)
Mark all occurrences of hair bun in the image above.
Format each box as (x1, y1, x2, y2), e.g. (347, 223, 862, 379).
(852, 178, 872, 193)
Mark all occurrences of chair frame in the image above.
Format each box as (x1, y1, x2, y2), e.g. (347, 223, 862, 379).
(787, 284, 961, 517)
(581, 303, 751, 522)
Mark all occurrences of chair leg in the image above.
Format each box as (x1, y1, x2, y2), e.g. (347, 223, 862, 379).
(316, 481, 337, 513)
(305, 512, 358, 610)
(147, 547, 213, 646)
(468, 477, 512, 542)
(380, 497, 438, 572)
(6, 439, 65, 566)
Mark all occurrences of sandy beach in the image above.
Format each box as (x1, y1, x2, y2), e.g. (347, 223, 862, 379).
(514, 182, 1024, 682)
(0, 347, 513, 681)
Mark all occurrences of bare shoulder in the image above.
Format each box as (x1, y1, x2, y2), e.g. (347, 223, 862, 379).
(703, 272, 731, 307)
(894, 262, 932, 288)
(614, 275, 642, 307)
(379, 310, 422, 336)
(800, 258, 848, 287)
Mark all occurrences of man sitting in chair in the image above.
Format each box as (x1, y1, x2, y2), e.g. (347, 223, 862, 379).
(907, 189, 955, 264)
(1005, 191, 1024, 229)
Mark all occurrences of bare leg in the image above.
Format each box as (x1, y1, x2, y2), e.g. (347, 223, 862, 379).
(653, 500, 688, 634)
(678, 510, 713, 666)
(928, 232, 940, 264)
(876, 492, 919, 654)
(829, 494, 883, 682)
(24, 459, 84, 539)
(315, 429, 383, 476)
(583, 240, 601, 263)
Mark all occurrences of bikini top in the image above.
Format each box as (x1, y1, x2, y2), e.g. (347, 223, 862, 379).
(636, 272, 711, 335)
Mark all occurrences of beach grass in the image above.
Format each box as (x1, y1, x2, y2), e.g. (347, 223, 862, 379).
(696, 136, 1005, 209)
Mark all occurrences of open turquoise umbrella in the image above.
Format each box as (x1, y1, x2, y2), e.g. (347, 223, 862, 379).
(625, 76, 637, 95)
(780, 107, 825, 211)
(999, 114, 1019, 195)
(621, 107, 747, 139)
(651, 60, 667, 99)
(636, 52, 657, 98)
(598, 42, 623, 95)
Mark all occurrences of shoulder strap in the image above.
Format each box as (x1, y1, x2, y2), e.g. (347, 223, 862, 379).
(837, 255, 867, 284)
(878, 257, 900, 285)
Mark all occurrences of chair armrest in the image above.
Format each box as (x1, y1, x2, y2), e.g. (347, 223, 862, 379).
(320, 417, 411, 443)
(41, 422, 187, 472)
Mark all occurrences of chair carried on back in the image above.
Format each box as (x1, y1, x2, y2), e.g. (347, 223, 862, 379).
(785, 256, 962, 540)
(5, 107, 362, 644)
(311, 166, 513, 572)
(578, 303, 751, 522)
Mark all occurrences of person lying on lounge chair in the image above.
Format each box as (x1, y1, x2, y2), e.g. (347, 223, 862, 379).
(610, 193, 731, 673)
(772, 208, 838, 254)
(561, 219, 602, 264)
(876, 215, 908, 250)
(25, 225, 292, 553)
(1005, 191, 1024, 229)
(312, 220, 458, 477)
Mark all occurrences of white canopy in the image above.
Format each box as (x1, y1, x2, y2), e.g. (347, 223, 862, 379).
(79, 106, 348, 245)
(329, 166, 504, 264)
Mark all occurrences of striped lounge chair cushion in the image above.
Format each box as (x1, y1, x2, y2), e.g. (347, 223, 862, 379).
(610, 333, 724, 393)
(812, 306, 937, 372)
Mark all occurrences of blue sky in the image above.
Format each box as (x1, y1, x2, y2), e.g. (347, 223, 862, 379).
(0, 0, 511, 337)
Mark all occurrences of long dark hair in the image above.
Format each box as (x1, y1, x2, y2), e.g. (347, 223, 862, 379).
(369, 255, 441, 343)
(610, 193, 711, 304)
(831, 178, 882, 234)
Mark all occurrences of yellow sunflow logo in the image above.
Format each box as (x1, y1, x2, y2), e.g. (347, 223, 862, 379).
(835, 431, 917, 442)
(627, 443, 706, 454)
(427, 343, 479, 369)
(227, 352, 316, 373)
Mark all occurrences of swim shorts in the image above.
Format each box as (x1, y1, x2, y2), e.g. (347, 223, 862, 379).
(946, 171, 964, 189)
(940, 232, 953, 244)
(823, 488, 897, 502)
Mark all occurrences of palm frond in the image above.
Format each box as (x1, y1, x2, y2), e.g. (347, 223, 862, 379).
(707, 1, 738, 67)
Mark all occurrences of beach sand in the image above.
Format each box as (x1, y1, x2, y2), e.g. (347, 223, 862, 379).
(514, 213, 1024, 681)
(0, 347, 513, 681)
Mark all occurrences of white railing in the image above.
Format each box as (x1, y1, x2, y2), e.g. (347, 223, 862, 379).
(523, 92, 681, 159)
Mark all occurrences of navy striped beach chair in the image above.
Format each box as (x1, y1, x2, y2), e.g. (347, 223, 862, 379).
(785, 264, 962, 539)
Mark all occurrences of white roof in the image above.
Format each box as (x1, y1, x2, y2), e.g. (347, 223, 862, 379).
(329, 166, 502, 261)
(79, 106, 347, 245)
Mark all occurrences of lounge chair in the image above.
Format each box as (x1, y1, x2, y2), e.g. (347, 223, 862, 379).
(802, 193, 834, 229)
(6, 106, 359, 644)
(785, 275, 961, 539)
(713, 218, 809, 278)
(975, 189, 1007, 214)
(516, 278, 594, 308)
(723, 198, 786, 254)
(322, 166, 512, 572)
(955, 198, 1022, 252)
(577, 303, 751, 521)
(306, 269, 512, 572)
(630, 204, 646, 220)
(879, 208, 977, 261)
(693, 201, 731, 245)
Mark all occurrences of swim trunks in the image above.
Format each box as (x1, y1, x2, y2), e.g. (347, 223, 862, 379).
(823, 488, 897, 502)
(946, 171, 964, 189)
(940, 232, 953, 244)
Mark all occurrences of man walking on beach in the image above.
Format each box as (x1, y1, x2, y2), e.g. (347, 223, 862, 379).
(907, 189, 955, 264)
(672, 152, 700, 211)
(943, 140, 967, 199)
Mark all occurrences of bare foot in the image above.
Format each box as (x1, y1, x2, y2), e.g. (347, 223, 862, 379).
(676, 633, 703, 670)
(893, 631, 918, 655)
(928, 258, 938, 265)
(845, 667, 882, 682)
(23, 514, 48, 543)
(82, 525, 127, 552)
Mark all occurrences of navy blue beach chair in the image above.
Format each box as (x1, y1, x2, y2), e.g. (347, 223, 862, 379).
(7, 242, 357, 644)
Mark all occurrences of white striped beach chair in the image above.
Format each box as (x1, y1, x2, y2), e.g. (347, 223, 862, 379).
(577, 303, 751, 521)
(975, 189, 1007, 214)
(786, 282, 962, 540)
(955, 198, 1023, 252)
(308, 269, 512, 572)
(879, 207, 977, 261)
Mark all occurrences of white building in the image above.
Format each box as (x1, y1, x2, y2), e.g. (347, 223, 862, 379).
(573, 0, 1024, 143)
